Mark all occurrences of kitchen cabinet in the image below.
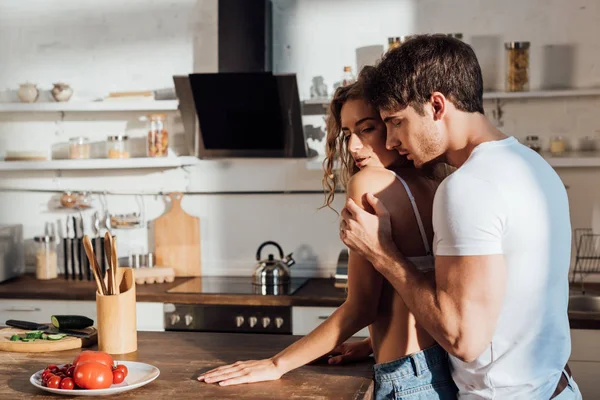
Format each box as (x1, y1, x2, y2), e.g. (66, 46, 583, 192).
(569, 329, 600, 397)
(0, 299, 164, 331)
(292, 306, 369, 337)
(0, 299, 68, 325)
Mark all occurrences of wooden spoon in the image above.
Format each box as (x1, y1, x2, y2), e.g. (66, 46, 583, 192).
(111, 235, 119, 295)
(104, 233, 114, 295)
(82, 235, 108, 295)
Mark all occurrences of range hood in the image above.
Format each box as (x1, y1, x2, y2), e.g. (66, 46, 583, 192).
(174, 72, 308, 158)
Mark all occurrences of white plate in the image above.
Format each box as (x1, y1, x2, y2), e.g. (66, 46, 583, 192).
(30, 361, 160, 396)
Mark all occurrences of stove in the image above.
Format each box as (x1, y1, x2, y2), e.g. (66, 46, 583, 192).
(164, 276, 310, 334)
(166, 276, 309, 296)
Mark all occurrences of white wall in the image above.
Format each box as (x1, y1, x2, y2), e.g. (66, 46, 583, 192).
(1, 0, 600, 279)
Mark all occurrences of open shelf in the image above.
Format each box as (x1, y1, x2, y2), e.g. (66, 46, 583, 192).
(0, 100, 179, 112)
(0, 156, 198, 171)
(302, 88, 600, 113)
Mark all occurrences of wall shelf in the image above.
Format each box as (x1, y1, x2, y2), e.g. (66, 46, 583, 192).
(0, 100, 179, 112)
(302, 88, 600, 114)
(544, 152, 600, 168)
(0, 156, 198, 171)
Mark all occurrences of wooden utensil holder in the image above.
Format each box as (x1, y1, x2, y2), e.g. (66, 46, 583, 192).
(96, 267, 137, 354)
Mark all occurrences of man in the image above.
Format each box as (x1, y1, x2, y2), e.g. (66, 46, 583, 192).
(339, 35, 581, 399)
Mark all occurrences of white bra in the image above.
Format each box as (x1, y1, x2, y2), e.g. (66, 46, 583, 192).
(389, 171, 435, 272)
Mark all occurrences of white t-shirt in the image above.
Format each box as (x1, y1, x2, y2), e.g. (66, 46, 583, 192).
(433, 137, 572, 399)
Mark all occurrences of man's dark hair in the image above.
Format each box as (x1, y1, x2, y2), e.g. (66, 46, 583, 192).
(364, 34, 484, 115)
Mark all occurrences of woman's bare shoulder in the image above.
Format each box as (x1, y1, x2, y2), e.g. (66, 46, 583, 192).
(346, 167, 397, 199)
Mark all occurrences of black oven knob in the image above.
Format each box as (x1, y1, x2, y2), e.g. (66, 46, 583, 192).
(275, 317, 284, 328)
(249, 316, 258, 328)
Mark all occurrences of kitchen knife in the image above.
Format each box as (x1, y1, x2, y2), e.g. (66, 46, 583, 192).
(6, 320, 92, 338)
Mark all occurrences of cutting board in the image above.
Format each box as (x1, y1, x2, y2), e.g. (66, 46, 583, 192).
(154, 192, 202, 277)
(0, 326, 97, 353)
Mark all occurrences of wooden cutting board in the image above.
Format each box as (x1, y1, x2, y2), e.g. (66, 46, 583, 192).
(0, 326, 97, 353)
(154, 192, 202, 277)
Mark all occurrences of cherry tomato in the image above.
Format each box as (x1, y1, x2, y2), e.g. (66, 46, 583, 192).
(41, 369, 52, 380)
(47, 375, 61, 389)
(42, 373, 54, 386)
(60, 377, 75, 390)
(66, 366, 75, 377)
(73, 361, 113, 390)
(112, 370, 125, 384)
(73, 350, 114, 369)
(47, 364, 59, 373)
(114, 364, 128, 378)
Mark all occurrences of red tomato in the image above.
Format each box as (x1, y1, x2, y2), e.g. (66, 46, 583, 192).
(66, 366, 75, 377)
(73, 361, 113, 390)
(114, 364, 128, 378)
(42, 373, 54, 386)
(47, 375, 61, 389)
(47, 364, 59, 373)
(73, 351, 114, 369)
(60, 377, 75, 390)
(112, 370, 125, 384)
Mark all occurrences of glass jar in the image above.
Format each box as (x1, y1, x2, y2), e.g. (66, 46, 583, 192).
(505, 42, 530, 92)
(525, 135, 542, 153)
(579, 136, 597, 152)
(106, 135, 130, 159)
(147, 114, 169, 157)
(388, 37, 401, 51)
(68, 137, 91, 159)
(550, 136, 567, 156)
(34, 235, 57, 280)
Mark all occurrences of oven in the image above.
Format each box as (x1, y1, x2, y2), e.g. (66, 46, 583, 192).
(164, 304, 292, 334)
(163, 276, 308, 334)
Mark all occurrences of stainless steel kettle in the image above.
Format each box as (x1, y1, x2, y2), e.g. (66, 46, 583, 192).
(252, 241, 295, 285)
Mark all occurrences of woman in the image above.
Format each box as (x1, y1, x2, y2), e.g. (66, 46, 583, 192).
(198, 68, 458, 399)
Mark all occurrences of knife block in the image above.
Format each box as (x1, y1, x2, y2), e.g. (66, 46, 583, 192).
(96, 267, 137, 354)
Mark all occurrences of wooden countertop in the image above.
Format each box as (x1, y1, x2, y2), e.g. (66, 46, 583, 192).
(1, 331, 374, 399)
(0, 274, 347, 307)
(2, 274, 600, 328)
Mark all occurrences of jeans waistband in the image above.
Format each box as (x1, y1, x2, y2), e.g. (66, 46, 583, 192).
(373, 344, 448, 382)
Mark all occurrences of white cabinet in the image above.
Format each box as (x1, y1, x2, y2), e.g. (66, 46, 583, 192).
(0, 299, 69, 323)
(292, 306, 369, 337)
(0, 299, 164, 332)
(65, 301, 165, 332)
(569, 329, 600, 397)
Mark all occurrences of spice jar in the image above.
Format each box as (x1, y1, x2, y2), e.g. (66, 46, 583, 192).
(505, 41, 530, 92)
(68, 137, 91, 159)
(147, 114, 168, 157)
(106, 135, 130, 159)
(525, 135, 542, 153)
(34, 235, 57, 280)
(550, 136, 567, 156)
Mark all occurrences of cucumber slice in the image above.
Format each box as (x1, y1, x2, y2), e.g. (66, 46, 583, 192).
(51, 315, 94, 330)
(25, 331, 43, 339)
(10, 334, 20, 341)
(46, 334, 66, 340)
(20, 338, 33, 342)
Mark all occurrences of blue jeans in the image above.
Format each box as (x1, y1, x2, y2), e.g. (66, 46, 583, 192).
(554, 370, 582, 400)
(373, 344, 458, 400)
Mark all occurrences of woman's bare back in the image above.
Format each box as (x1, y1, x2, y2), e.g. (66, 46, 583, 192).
(348, 166, 440, 364)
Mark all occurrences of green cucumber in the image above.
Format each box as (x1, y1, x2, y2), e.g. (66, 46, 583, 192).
(20, 338, 33, 342)
(25, 331, 44, 339)
(51, 315, 94, 330)
(9, 334, 20, 341)
(46, 334, 66, 340)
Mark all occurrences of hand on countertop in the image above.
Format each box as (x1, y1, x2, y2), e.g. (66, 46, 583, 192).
(321, 338, 373, 365)
(198, 358, 283, 386)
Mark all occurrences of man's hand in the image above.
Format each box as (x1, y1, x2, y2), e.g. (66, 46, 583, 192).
(312, 338, 373, 365)
(340, 193, 395, 266)
(198, 358, 283, 386)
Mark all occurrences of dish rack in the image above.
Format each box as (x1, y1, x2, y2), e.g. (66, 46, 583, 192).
(571, 228, 600, 291)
